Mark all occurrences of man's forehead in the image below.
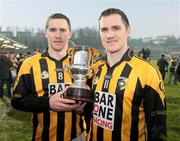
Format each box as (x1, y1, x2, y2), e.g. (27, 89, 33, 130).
(48, 19, 68, 25)
(99, 16, 124, 28)
(100, 22, 122, 29)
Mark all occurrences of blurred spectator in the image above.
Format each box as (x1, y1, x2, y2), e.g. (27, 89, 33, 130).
(168, 56, 177, 84)
(138, 48, 151, 60)
(157, 54, 169, 81)
(0, 52, 13, 98)
(15, 54, 23, 74)
(175, 61, 180, 82)
(33, 48, 40, 55)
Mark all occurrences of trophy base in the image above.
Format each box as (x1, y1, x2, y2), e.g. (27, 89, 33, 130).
(65, 87, 93, 102)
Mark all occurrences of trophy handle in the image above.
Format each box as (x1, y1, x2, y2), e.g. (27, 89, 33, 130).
(89, 47, 101, 63)
(86, 66, 94, 79)
(64, 64, 71, 75)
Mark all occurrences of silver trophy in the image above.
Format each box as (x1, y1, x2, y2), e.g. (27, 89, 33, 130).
(65, 45, 94, 102)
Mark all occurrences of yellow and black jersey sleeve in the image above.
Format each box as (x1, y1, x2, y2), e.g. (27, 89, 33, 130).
(131, 56, 167, 141)
(11, 53, 50, 112)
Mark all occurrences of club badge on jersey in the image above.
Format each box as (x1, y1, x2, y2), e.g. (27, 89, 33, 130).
(41, 71, 49, 79)
(117, 77, 128, 91)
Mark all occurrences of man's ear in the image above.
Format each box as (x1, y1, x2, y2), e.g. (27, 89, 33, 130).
(68, 31, 72, 39)
(127, 27, 131, 37)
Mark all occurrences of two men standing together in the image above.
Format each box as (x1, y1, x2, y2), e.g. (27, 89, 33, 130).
(11, 8, 167, 141)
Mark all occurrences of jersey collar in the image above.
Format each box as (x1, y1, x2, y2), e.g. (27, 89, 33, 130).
(41, 50, 69, 62)
(121, 48, 134, 61)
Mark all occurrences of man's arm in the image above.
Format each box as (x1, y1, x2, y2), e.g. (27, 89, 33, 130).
(143, 80, 167, 141)
(11, 95, 50, 112)
(11, 59, 50, 113)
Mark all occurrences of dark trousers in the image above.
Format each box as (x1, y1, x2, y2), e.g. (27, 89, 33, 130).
(0, 79, 11, 98)
(159, 70, 166, 81)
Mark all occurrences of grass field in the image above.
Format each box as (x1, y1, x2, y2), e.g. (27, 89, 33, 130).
(0, 74, 180, 141)
(0, 97, 32, 141)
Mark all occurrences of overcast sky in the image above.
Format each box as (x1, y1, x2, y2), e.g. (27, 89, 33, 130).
(0, 0, 180, 38)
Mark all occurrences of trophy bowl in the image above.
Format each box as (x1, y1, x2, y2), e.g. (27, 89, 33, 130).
(64, 45, 94, 102)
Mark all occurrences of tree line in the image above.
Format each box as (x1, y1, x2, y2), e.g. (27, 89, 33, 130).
(1, 26, 180, 58)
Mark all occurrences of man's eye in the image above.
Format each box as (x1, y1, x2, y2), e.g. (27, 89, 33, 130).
(112, 26, 121, 31)
(49, 28, 56, 32)
(60, 29, 66, 32)
(101, 28, 108, 32)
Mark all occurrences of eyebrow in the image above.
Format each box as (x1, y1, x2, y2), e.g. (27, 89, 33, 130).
(100, 25, 121, 30)
(48, 27, 67, 31)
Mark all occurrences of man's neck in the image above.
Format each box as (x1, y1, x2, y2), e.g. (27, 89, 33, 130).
(48, 47, 67, 60)
(107, 47, 128, 67)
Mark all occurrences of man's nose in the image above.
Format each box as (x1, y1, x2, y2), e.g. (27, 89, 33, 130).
(55, 30, 63, 37)
(106, 30, 114, 38)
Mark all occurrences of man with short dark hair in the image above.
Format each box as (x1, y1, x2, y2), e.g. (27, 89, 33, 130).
(11, 13, 87, 141)
(90, 8, 167, 141)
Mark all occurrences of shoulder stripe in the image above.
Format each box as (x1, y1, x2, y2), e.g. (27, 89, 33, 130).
(133, 55, 162, 80)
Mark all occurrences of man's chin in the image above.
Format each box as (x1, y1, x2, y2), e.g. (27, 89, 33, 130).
(52, 45, 64, 50)
(107, 48, 118, 53)
(107, 48, 122, 54)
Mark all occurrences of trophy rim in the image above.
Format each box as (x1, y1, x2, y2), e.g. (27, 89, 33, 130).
(74, 45, 89, 50)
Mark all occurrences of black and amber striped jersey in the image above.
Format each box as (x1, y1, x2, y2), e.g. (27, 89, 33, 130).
(91, 49, 167, 141)
(11, 51, 85, 141)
